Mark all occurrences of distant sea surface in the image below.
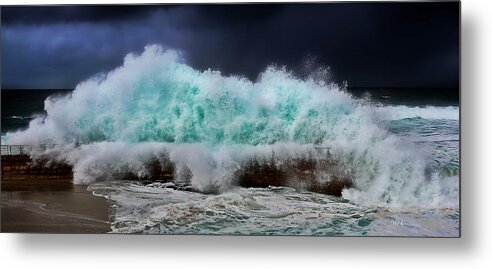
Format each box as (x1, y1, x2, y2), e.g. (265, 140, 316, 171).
(2, 89, 72, 135)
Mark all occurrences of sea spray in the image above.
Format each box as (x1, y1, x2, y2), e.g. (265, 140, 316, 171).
(5, 45, 458, 208)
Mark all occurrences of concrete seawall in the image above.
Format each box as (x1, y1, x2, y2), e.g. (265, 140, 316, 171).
(131, 157, 352, 196)
(1, 154, 73, 191)
(1, 145, 352, 196)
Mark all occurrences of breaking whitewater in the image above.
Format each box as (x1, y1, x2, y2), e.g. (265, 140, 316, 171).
(3, 46, 459, 236)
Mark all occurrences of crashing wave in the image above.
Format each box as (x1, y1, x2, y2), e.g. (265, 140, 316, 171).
(5, 45, 459, 209)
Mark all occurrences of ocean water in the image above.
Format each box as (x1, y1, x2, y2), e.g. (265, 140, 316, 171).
(86, 182, 458, 236)
(1, 45, 459, 236)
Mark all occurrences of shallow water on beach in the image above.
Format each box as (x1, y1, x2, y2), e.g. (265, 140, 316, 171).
(89, 181, 459, 236)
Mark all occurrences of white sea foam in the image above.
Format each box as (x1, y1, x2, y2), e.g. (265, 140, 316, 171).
(89, 181, 459, 236)
(374, 105, 459, 121)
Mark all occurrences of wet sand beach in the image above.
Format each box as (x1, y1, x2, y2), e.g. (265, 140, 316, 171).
(1, 183, 111, 233)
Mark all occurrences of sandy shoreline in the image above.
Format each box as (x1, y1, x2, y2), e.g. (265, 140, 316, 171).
(1, 183, 111, 233)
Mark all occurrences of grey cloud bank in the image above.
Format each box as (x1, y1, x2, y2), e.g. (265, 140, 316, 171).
(1, 3, 459, 89)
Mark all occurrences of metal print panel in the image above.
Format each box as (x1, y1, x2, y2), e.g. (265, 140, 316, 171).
(0, 2, 460, 236)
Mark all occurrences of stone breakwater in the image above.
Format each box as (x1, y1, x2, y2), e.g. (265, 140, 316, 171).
(122, 156, 352, 196)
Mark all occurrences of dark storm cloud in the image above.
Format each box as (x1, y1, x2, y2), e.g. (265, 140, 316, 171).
(1, 2, 459, 89)
(1, 5, 157, 24)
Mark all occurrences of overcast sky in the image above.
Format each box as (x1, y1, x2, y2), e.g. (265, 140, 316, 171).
(1, 2, 459, 89)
